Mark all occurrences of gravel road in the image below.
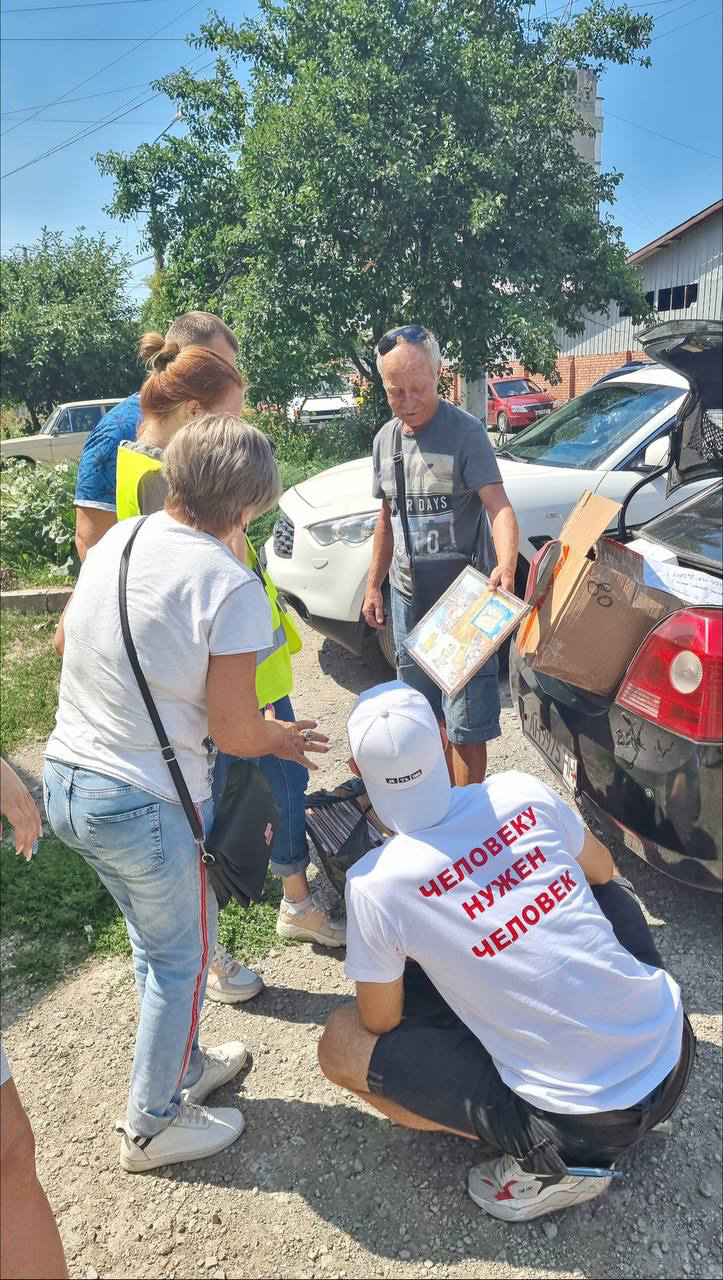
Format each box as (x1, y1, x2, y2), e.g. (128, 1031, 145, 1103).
(3, 617, 722, 1280)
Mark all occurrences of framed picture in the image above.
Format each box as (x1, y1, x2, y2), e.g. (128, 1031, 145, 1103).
(403, 566, 531, 698)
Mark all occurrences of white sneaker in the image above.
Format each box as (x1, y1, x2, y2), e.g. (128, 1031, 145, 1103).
(205, 944, 264, 1004)
(181, 1042, 248, 1105)
(276, 892, 346, 947)
(468, 1153, 613, 1221)
(119, 1103, 244, 1173)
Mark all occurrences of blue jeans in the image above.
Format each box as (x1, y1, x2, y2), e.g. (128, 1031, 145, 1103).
(43, 759, 216, 1139)
(391, 588, 501, 745)
(212, 695, 309, 879)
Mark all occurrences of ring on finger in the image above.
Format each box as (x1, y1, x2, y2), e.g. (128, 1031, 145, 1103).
(302, 729, 313, 743)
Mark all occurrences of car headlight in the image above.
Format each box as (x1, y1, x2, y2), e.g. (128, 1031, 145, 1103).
(309, 512, 378, 547)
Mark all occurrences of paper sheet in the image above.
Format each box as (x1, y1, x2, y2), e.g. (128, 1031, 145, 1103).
(641, 559, 723, 607)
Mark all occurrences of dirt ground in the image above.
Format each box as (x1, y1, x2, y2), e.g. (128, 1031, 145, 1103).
(4, 618, 722, 1280)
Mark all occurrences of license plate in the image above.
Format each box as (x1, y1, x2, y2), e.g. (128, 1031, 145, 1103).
(521, 705, 578, 792)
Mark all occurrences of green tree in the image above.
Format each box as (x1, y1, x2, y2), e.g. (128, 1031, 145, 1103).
(100, 0, 654, 408)
(0, 230, 140, 429)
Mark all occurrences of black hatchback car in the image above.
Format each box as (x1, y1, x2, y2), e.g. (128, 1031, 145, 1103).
(510, 320, 723, 891)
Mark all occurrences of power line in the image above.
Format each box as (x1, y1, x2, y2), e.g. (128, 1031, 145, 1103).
(1, 0, 203, 138)
(2, 0, 151, 10)
(607, 110, 722, 160)
(2, 82, 150, 115)
(3, 35, 189, 39)
(650, 2, 722, 39)
(1, 56, 213, 179)
(7, 116, 170, 123)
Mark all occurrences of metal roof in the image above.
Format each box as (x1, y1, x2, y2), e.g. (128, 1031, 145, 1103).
(629, 199, 723, 264)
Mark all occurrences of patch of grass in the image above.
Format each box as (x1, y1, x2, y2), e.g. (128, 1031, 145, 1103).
(0, 611, 62, 752)
(1, 834, 126, 985)
(216, 871, 296, 964)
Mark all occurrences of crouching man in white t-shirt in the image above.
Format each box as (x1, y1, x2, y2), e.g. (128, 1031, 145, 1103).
(318, 681, 694, 1222)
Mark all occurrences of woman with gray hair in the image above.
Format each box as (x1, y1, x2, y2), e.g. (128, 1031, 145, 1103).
(44, 416, 328, 1174)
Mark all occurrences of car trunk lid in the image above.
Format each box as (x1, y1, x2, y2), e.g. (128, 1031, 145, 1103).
(638, 319, 722, 494)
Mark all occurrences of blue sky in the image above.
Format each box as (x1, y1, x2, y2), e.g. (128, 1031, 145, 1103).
(2, 0, 721, 302)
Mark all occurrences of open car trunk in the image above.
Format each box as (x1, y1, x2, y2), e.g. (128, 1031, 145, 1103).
(638, 319, 723, 494)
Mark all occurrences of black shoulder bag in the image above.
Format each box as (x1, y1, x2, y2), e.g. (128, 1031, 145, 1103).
(118, 517, 280, 909)
(393, 422, 484, 625)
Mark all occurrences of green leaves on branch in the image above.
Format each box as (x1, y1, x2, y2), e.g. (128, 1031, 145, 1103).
(1, 460, 79, 578)
(0, 230, 140, 428)
(99, 0, 654, 403)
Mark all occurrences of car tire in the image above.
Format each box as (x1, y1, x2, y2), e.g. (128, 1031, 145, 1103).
(0, 455, 35, 469)
(377, 611, 396, 669)
(497, 411, 508, 433)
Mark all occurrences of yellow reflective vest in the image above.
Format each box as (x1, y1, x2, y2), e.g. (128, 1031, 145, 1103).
(115, 442, 301, 707)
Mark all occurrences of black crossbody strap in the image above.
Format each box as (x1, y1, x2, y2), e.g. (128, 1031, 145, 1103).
(392, 421, 414, 561)
(118, 517, 205, 847)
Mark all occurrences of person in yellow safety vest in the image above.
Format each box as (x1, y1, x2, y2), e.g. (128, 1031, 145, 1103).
(115, 339, 346, 957)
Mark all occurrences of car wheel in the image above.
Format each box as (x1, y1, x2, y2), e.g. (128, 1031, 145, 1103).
(377, 612, 396, 668)
(497, 411, 508, 433)
(0, 455, 35, 470)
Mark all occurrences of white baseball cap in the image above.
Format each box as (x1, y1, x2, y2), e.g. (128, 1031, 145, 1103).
(347, 681, 452, 835)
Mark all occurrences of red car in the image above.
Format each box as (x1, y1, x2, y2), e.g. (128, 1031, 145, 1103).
(487, 377, 556, 432)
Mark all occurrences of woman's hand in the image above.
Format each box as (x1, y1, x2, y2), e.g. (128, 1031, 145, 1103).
(274, 720, 329, 770)
(0, 759, 43, 860)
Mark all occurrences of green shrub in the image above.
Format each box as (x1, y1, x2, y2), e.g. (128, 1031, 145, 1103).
(0, 459, 79, 579)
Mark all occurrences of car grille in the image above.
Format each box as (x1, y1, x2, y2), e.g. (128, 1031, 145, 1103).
(273, 512, 295, 558)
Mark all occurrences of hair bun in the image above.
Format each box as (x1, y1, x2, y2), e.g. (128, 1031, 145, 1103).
(139, 331, 180, 372)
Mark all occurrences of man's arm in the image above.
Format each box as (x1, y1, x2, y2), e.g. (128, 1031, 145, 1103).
(355, 976, 404, 1035)
(478, 482, 519, 595)
(362, 500, 394, 628)
(577, 828, 615, 885)
(74, 506, 116, 562)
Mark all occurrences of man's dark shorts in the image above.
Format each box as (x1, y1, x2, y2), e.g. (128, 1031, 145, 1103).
(366, 882, 694, 1175)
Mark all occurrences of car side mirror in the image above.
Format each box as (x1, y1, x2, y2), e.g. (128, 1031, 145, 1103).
(642, 436, 671, 470)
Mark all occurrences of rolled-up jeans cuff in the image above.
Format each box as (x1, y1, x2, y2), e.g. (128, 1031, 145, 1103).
(271, 852, 310, 878)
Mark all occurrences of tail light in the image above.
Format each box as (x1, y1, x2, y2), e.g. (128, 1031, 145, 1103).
(616, 609, 723, 742)
(524, 540, 556, 603)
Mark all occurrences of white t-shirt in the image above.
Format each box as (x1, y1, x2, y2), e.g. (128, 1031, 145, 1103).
(46, 513, 273, 803)
(345, 771, 683, 1115)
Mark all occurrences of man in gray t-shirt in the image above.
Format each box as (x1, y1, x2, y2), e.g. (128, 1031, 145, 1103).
(372, 396, 501, 600)
(364, 325, 519, 786)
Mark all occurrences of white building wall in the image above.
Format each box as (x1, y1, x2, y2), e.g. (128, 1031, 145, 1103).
(555, 208, 723, 357)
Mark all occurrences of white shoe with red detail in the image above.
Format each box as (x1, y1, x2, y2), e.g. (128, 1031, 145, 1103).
(468, 1153, 613, 1220)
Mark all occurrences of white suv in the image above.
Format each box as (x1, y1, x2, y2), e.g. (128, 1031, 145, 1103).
(1, 399, 122, 466)
(264, 366, 705, 664)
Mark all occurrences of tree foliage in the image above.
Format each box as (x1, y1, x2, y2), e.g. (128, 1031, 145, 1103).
(0, 230, 140, 428)
(99, 0, 654, 406)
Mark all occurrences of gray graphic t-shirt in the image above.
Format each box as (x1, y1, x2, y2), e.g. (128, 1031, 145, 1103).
(372, 399, 502, 601)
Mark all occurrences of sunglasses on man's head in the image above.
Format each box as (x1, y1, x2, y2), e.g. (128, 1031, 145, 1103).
(376, 324, 431, 356)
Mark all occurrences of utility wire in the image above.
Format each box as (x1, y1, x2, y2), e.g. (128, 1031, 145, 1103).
(607, 110, 722, 159)
(1, 0, 203, 138)
(3, 35, 189, 39)
(650, 2, 722, 38)
(2, 0, 151, 11)
(2, 82, 150, 115)
(1, 55, 213, 179)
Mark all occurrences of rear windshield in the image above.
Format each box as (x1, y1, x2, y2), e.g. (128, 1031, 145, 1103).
(639, 484, 723, 569)
(495, 379, 542, 398)
(501, 382, 681, 469)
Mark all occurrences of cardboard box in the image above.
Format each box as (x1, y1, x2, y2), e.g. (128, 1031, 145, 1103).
(517, 491, 682, 695)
